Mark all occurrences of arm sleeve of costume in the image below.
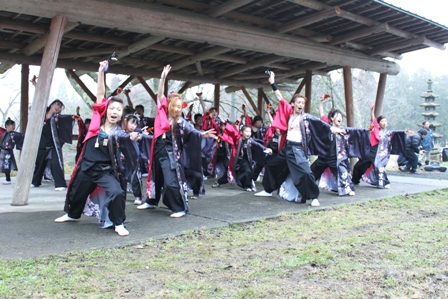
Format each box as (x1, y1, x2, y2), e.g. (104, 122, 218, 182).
(272, 98, 292, 132)
(244, 115, 252, 127)
(57, 114, 74, 145)
(180, 120, 203, 173)
(305, 114, 332, 156)
(321, 115, 329, 124)
(345, 127, 371, 160)
(390, 130, 406, 156)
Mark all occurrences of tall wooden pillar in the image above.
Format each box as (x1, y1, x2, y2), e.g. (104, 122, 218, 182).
(304, 70, 312, 113)
(343, 66, 354, 127)
(374, 73, 387, 117)
(20, 64, 29, 133)
(214, 84, 220, 112)
(257, 88, 263, 118)
(12, 15, 67, 206)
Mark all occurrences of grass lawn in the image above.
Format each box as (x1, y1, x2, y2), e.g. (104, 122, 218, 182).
(1, 190, 447, 299)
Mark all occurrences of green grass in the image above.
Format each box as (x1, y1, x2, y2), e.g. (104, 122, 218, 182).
(1, 190, 448, 298)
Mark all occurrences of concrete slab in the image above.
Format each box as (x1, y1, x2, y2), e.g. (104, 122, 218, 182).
(0, 173, 446, 259)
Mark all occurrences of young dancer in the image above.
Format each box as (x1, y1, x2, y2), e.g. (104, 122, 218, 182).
(352, 102, 407, 188)
(220, 124, 272, 191)
(55, 60, 140, 236)
(311, 109, 370, 197)
(255, 71, 344, 206)
(32, 99, 73, 190)
(137, 65, 215, 218)
(0, 118, 24, 185)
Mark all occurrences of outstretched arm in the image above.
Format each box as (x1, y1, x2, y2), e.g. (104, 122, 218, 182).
(158, 65, 171, 102)
(96, 61, 108, 104)
(319, 95, 326, 118)
(268, 71, 283, 102)
(369, 101, 375, 121)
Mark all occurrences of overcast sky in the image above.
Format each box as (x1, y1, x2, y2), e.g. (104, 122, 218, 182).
(384, 0, 448, 75)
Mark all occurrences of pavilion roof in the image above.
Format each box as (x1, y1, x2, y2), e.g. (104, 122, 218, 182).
(1, 0, 447, 89)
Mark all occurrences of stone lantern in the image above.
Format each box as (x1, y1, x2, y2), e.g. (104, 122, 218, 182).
(420, 79, 442, 160)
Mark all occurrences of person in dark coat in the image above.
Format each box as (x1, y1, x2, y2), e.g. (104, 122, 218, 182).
(402, 128, 427, 174)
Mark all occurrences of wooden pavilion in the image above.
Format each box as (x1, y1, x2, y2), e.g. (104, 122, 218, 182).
(1, 0, 448, 205)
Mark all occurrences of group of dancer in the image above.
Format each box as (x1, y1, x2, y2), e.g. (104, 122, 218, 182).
(1, 61, 428, 237)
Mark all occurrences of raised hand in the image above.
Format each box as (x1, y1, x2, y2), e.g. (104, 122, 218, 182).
(368, 101, 375, 110)
(161, 65, 171, 79)
(99, 60, 108, 72)
(76, 106, 80, 116)
(268, 71, 275, 84)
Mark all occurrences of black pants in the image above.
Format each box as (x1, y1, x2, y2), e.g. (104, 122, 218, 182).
(236, 158, 252, 189)
(4, 169, 11, 181)
(131, 172, 142, 198)
(216, 151, 229, 185)
(32, 147, 66, 188)
(252, 163, 264, 181)
(405, 149, 418, 173)
(262, 143, 319, 202)
(352, 144, 378, 184)
(184, 168, 202, 196)
(66, 164, 126, 226)
(146, 150, 185, 213)
(311, 155, 338, 181)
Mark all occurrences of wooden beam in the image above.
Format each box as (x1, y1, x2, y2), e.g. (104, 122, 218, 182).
(294, 77, 307, 95)
(1, 0, 400, 75)
(344, 41, 403, 59)
(178, 81, 193, 94)
(367, 36, 427, 56)
(66, 69, 96, 102)
(110, 75, 135, 96)
(119, 35, 165, 58)
(20, 64, 29, 133)
(59, 47, 125, 59)
(225, 85, 294, 93)
(261, 89, 271, 105)
(206, 0, 255, 18)
(276, 62, 328, 78)
(330, 23, 390, 45)
(374, 73, 387, 117)
(195, 61, 204, 76)
(276, 7, 341, 33)
(214, 84, 220, 112)
(218, 55, 285, 78)
(304, 70, 312, 113)
(0, 52, 297, 90)
(171, 46, 230, 70)
(12, 15, 67, 206)
(343, 66, 354, 127)
(137, 76, 157, 103)
(241, 86, 260, 115)
(257, 88, 263, 118)
(22, 22, 79, 56)
(288, 0, 445, 50)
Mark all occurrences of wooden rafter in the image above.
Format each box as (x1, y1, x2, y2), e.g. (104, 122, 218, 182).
(66, 69, 96, 102)
(137, 76, 157, 103)
(241, 86, 260, 116)
(205, 0, 255, 18)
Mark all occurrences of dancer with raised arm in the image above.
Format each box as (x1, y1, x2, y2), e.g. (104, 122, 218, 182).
(55, 60, 140, 236)
(255, 71, 344, 206)
(137, 65, 215, 218)
(352, 102, 407, 188)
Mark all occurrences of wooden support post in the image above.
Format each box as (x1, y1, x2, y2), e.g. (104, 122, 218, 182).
(304, 70, 312, 113)
(20, 64, 29, 133)
(66, 69, 96, 103)
(137, 76, 157, 103)
(374, 73, 387, 117)
(241, 87, 260, 115)
(12, 15, 67, 206)
(214, 84, 220, 112)
(261, 90, 271, 105)
(257, 88, 263, 118)
(343, 66, 354, 127)
(178, 81, 193, 94)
